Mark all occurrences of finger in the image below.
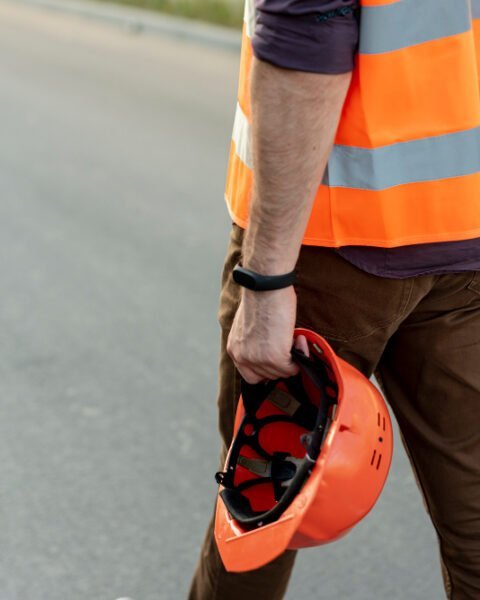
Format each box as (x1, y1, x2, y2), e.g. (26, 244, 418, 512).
(255, 354, 299, 380)
(237, 359, 297, 383)
(294, 334, 310, 357)
(245, 354, 300, 380)
(236, 364, 270, 385)
(277, 359, 300, 379)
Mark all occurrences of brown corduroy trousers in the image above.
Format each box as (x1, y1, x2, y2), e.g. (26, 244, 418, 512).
(189, 223, 480, 600)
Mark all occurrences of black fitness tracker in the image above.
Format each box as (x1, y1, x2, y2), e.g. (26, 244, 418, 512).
(232, 263, 296, 292)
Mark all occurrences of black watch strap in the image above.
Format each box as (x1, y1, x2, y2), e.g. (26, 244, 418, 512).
(232, 263, 296, 291)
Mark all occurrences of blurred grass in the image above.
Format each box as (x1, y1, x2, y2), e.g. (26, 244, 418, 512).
(98, 0, 244, 27)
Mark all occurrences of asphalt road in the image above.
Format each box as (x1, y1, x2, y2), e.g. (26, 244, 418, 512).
(0, 2, 444, 599)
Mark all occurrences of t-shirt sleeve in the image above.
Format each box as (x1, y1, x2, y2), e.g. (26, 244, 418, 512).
(251, 0, 360, 74)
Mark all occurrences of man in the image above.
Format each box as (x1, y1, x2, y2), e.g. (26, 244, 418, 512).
(190, 0, 480, 597)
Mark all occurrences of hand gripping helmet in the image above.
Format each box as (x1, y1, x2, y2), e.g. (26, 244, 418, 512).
(214, 328, 393, 572)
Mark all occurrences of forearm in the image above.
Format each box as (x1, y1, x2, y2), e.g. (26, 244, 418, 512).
(243, 57, 352, 275)
(227, 3, 358, 383)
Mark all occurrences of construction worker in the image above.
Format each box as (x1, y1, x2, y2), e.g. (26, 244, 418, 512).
(189, 0, 480, 598)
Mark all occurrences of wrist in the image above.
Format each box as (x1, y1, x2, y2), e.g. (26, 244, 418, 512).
(242, 285, 294, 301)
(233, 263, 296, 292)
(242, 256, 296, 277)
(242, 227, 298, 275)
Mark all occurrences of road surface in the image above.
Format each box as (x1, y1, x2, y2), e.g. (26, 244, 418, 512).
(0, 2, 444, 598)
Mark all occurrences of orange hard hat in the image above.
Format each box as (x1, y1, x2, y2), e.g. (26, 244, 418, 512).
(214, 327, 393, 572)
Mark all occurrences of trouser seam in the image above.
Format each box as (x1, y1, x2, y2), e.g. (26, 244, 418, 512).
(376, 366, 454, 600)
(401, 434, 453, 599)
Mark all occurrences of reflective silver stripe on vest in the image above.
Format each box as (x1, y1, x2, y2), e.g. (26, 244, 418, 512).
(472, 0, 480, 19)
(360, 0, 471, 55)
(232, 102, 253, 169)
(244, 0, 256, 39)
(324, 126, 480, 190)
(232, 106, 480, 191)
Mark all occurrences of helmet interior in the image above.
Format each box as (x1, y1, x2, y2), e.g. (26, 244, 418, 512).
(216, 342, 339, 529)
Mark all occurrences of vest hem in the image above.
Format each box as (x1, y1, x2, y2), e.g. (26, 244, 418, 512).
(225, 200, 480, 249)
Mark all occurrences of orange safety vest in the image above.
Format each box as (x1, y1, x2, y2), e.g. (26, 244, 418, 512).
(225, 0, 480, 248)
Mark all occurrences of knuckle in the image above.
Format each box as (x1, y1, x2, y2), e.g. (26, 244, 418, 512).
(241, 369, 261, 385)
(226, 339, 236, 358)
(243, 351, 257, 365)
(235, 350, 248, 365)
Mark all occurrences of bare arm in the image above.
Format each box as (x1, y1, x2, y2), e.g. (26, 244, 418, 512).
(244, 57, 352, 275)
(227, 57, 352, 383)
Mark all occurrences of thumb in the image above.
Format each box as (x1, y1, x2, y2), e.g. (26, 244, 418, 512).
(293, 334, 310, 357)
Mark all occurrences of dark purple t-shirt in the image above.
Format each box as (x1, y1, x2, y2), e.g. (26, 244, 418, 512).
(250, 0, 480, 279)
